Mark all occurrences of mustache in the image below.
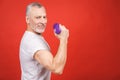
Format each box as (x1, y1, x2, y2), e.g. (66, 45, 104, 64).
(38, 23, 46, 26)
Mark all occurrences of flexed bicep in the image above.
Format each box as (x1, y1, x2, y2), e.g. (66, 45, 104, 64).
(34, 50, 54, 70)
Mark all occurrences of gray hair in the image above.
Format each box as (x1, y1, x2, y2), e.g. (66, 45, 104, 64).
(26, 2, 43, 16)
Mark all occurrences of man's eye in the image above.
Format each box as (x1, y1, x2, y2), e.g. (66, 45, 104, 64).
(43, 16, 46, 19)
(36, 17, 41, 19)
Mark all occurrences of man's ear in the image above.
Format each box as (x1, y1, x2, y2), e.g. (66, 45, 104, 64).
(26, 16, 30, 24)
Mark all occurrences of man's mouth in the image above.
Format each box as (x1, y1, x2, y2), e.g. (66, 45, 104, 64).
(38, 23, 46, 28)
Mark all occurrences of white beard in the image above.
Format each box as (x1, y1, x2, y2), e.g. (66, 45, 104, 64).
(35, 28, 45, 33)
(31, 25, 45, 33)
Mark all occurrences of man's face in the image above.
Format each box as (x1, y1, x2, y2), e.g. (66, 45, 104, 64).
(27, 6, 47, 33)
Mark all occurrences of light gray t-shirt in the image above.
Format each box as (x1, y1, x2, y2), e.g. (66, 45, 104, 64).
(19, 31, 51, 80)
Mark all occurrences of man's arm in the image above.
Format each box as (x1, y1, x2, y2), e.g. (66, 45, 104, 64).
(34, 24, 69, 74)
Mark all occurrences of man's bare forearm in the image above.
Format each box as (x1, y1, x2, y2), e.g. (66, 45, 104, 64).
(52, 39, 68, 74)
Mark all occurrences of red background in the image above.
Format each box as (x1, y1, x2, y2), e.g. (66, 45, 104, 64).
(0, 0, 120, 80)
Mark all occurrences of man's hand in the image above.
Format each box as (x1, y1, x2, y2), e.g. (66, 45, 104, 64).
(54, 24, 69, 41)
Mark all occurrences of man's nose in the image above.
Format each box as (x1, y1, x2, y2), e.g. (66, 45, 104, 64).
(40, 18, 47, 24)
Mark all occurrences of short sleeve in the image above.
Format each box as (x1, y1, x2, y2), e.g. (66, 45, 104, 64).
(25, 36, 50, 59)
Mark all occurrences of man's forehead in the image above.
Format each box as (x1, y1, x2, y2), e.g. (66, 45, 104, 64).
(30, 6, 46, 15)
